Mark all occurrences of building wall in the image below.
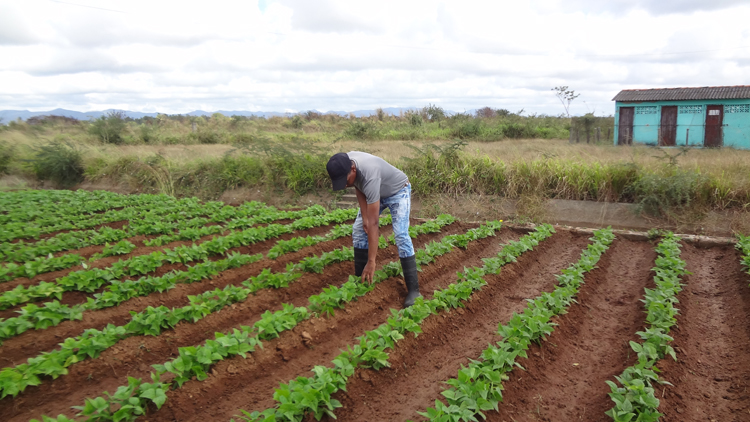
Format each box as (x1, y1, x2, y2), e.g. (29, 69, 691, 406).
(614, 99, 750, 148)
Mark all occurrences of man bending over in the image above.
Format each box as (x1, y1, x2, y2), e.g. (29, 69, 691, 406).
(326, 151, 421, 307)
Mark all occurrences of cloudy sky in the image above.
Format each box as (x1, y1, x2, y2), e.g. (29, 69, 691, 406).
(1, 0, 749, 115)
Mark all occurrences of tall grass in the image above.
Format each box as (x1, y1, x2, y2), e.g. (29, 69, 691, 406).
(2, 110, 750, 221)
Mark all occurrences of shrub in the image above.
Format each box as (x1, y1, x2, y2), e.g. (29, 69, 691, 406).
(31, 141, 85, 187)
(408, 113, 423, 127)
(501, 122, 527, 139)
(139, 124, 157, 143)
(89, 111, 127, 144)
(289, 115, 304, 129)
(630, 170, 711, 217)
(450, 119, 483, 139)
(344, 120, 378, 139)
(422, 104, 445, 122)
(0, 141, 14, 174)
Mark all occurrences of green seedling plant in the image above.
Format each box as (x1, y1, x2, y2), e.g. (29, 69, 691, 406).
(0, 207, 360, 339)
(2, 216, 455, 400)
(420, 227, 614, 422)
(30, 218, 481, 422)
(735, 233, 750, 287)
(605, 232, 688, 422)
(238, 223, 560, 422)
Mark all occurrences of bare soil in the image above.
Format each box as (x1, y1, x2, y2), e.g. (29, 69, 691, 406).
(3, 224, 750, 422)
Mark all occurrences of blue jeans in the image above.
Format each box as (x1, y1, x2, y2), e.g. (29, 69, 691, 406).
(352, 184, 415, 258)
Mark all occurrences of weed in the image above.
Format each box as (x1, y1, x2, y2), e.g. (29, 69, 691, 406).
(0, 141, 14, 174)
(89, 111, 127, 145)
(31, 141, 85, 187)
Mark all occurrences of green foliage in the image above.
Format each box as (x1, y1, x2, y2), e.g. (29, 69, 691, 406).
(0, 140, 14, 174)
(1, 213, 452, 406)
(630, 169, 711, 217)
(31, 141, 85, 187)
(235, 220, 508, 421)
(605, 232, 687, 421)
(290, 114, 304, 129)
(423, 104, 445, 122)
(422, 227, 613, 422)
(89, 111, 127, 144)
(343, 120, 378, 139)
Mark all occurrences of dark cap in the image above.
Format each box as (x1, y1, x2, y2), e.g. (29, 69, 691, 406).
(326, 152, 351, 191)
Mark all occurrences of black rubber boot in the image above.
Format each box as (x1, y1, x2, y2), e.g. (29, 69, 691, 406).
(400, 255, 421, 307)
(354, 248, 369, 278)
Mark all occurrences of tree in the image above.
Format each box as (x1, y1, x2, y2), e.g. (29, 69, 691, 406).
(89, 111, 127, 144)
(552, 86, 580, 118)
(422, 104, 445, 122)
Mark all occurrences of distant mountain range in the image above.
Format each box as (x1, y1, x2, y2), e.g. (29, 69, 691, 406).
(0, 107, 466, 123)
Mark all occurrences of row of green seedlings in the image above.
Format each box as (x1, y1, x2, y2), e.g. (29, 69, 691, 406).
(0, 190, 179, 226)
(27, 216, 467, 422)
(0, 199, 211, 260)
(0, 194, 197, 242)
(418, 227, 614, 421)
(0, 205, 349, 306)
(0, 215, 454, 399)
(0, 197, 225, 262)
(0, 200, 292, 275)
(0, 201, 318, 281)
(237, 224, 556, 422)
(736, 233, 750, 287)
(0, 190, 126, 217)
(605, 232, 689, 422)
(0, 208, 361, 341)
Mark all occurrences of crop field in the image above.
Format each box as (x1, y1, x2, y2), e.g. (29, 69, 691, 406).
(1, 190, 749, 422)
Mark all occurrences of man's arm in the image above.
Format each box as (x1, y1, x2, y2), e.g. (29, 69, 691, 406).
(355, 188, 369, 234)
(356, 187, 380, 283)
(361, 200, 380, 284)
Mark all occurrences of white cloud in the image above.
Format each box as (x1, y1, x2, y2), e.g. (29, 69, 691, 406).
(0, 0, 749, 115)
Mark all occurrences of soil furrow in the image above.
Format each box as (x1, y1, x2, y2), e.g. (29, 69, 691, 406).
(3, 222, 444, 422)
(0, 223, 381, 363)
(145, 222, 506, 422)
(657, 243, 750, 421)
(321, 230, 590, 421)
(486, 237, 656, 421)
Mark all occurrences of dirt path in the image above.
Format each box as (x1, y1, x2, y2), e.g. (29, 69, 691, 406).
(325, 230, 592, 421)
(6, 223, 460, 422)
(487, 237, 656, 421)
(658, 243, 750, 421)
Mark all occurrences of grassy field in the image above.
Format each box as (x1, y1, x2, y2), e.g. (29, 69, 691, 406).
(2, 111, 750, 233)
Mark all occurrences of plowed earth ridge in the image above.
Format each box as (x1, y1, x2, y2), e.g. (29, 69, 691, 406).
(146, 224, 518, 422)
(5, 221, 456, 422)
(657, 243, 750, 421)
(325, 230, 590, 421)
(3, 217, 750, 422)
(0, 223, 358, 360)
(486, 237, 657, 421)
(0, 220, 337, 298)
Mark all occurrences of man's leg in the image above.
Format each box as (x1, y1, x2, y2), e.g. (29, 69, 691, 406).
(382, 184, 420, 307)
(351, 209, 369, 277)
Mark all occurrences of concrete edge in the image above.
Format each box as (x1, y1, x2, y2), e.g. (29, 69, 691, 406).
(412, 217, 738, 248)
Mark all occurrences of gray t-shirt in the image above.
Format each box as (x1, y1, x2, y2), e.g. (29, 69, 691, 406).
(348, 151, 409, 204)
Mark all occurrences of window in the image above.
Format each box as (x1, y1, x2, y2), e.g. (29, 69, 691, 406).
(679, 105, 703, 114)
(635, 106, 657, 114)
(726, 104, 750, 113)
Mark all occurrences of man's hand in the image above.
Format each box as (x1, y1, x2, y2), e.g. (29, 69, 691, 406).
(361, 260, 376, 284)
